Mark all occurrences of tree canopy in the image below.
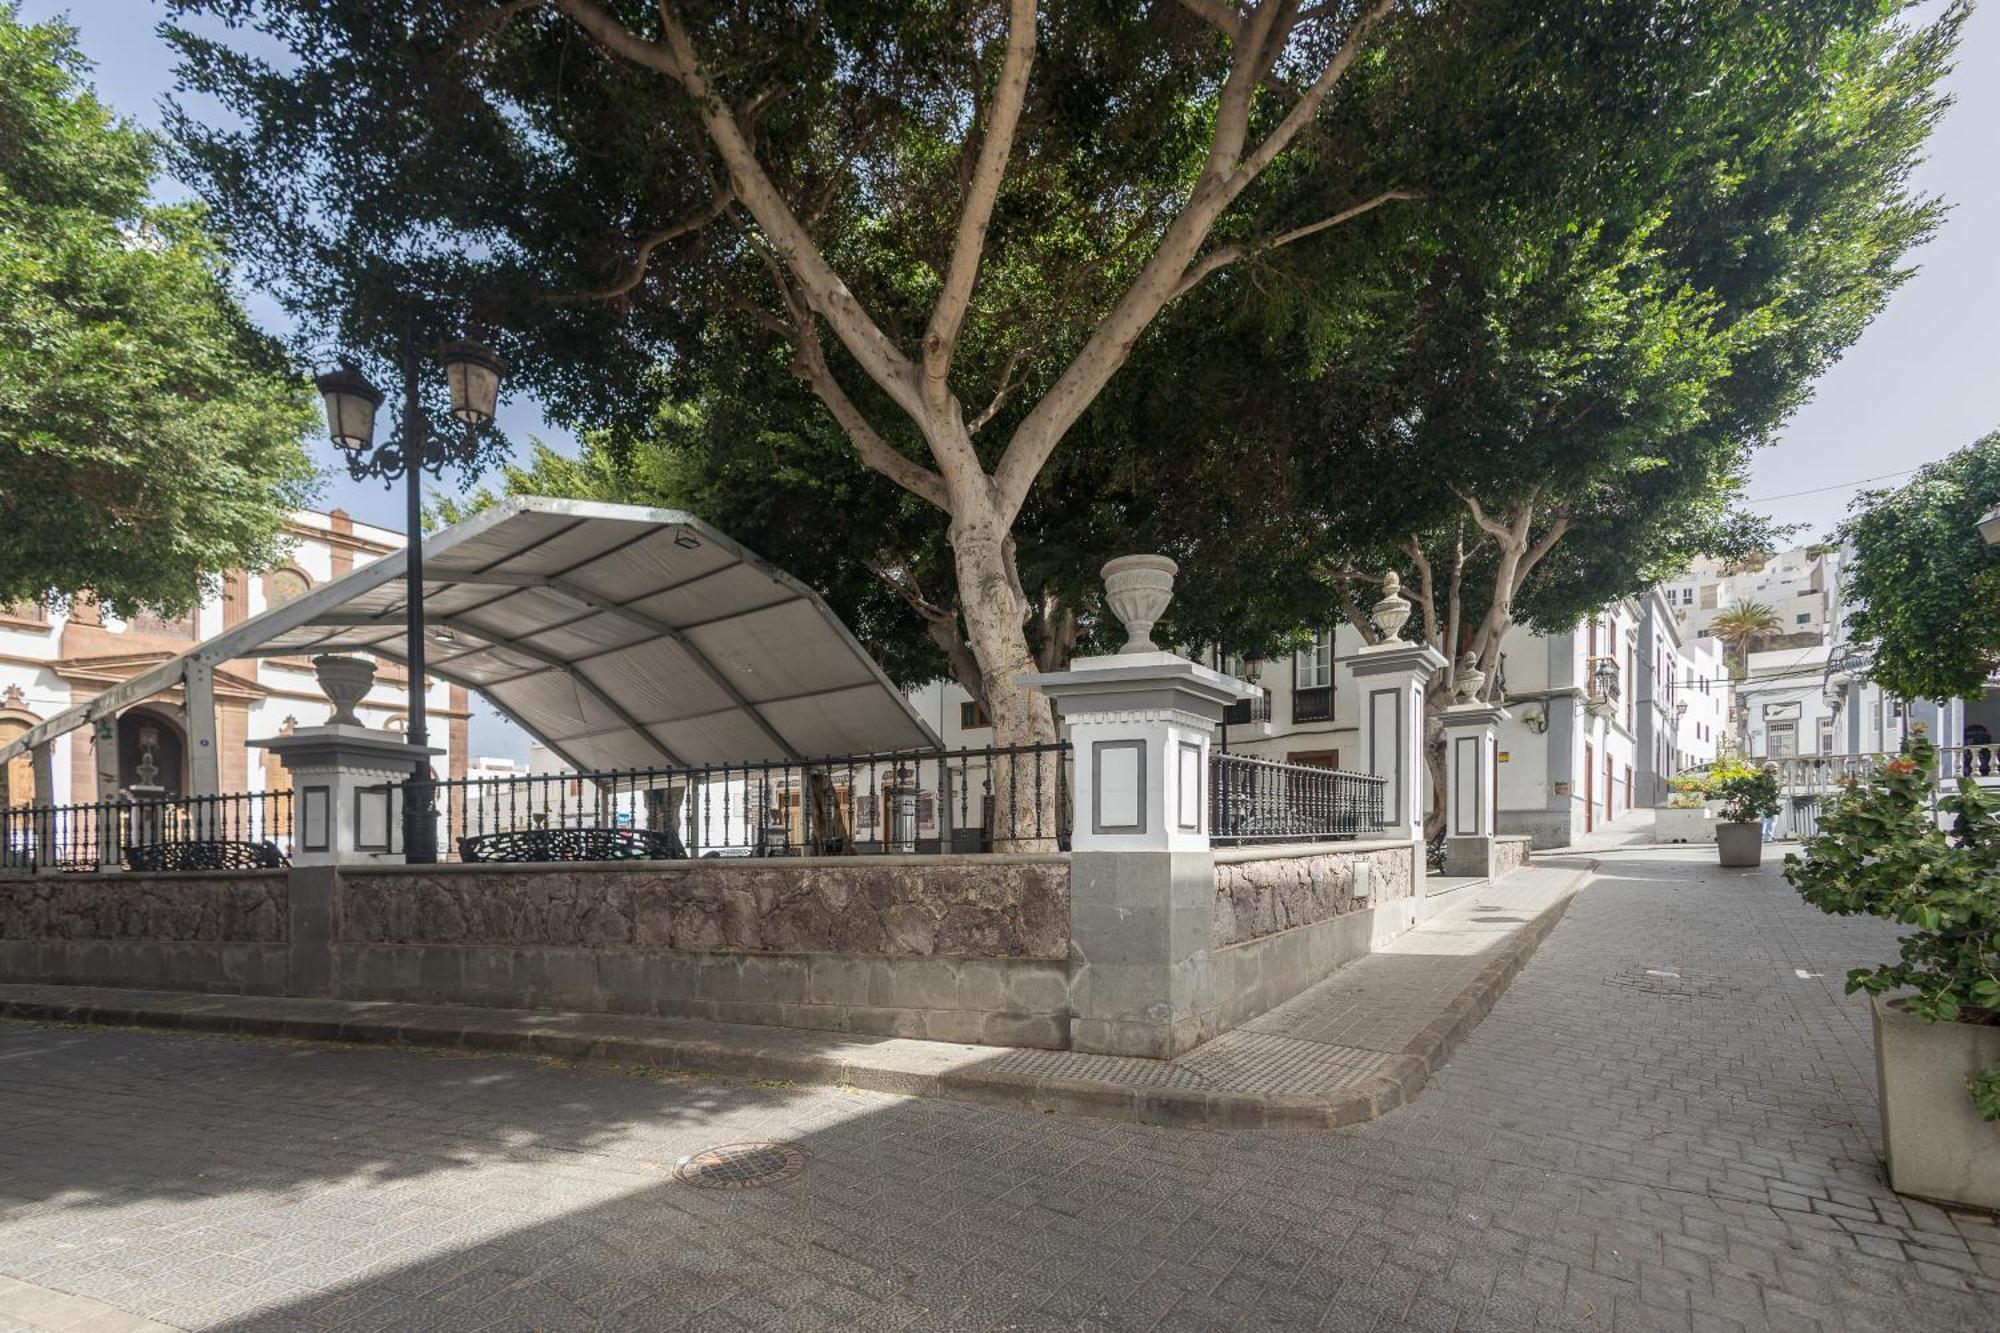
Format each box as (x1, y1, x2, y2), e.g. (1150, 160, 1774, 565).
(0, 4, 315, 617)
(165, 0, 1957, 740)
(1841, 432, 2000, 702)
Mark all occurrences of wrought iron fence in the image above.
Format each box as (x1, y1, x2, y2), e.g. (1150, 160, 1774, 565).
(419, 742, 1072, 862)
(0, 790, 294, 874)
(1209, 753, 1385, 846)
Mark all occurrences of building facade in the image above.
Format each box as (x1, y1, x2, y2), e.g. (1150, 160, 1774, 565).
(910, 591, 1732, 850)
(1659, 547, 1839, 647)
(0, 508, 467, 812)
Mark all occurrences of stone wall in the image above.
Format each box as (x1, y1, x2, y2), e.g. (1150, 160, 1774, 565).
(0, 870, 289, 993)
(1211, 841, 1416, 948)
(337, 855, 1069, 959)
(0, 871, 287, 942)
(1493, 835, 1533, 880)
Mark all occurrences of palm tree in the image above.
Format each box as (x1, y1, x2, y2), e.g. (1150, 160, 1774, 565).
(1711, 601, 1783, 672)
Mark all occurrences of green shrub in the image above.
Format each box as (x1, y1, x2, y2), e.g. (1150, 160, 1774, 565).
(1716, 769, 1780, 824)
(1784, 731, 2000, 1119)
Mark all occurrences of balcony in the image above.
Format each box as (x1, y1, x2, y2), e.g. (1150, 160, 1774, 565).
(1585, 656, 1621, 714)
(1291, 686, 1333, 725)
(1222, 693, 1273, 726)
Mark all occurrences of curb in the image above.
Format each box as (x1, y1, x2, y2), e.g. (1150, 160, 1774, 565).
(0, 865, 1592, 1131)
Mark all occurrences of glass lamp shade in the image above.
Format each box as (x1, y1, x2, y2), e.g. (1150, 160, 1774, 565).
(313, 365, 384, 451)
(441, 340, 507, 426)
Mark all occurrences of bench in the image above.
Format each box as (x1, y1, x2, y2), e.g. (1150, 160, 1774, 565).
(456, 826, 686, 863)
(123, 840, 288, 872)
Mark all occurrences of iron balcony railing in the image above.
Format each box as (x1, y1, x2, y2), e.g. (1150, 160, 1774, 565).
(1290, 686, 1334, 725)
(0, 790, 294, 874)
(1209, 752, 1385, 846)
(417, 742, 1072, 862)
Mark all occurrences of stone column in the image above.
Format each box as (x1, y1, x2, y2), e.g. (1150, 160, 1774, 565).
(251, 726, 442, 867)
(1023, 555, 1253, 1058)
(1347, 575, 1446, 916)
(26, 742, 56, 873)
(1441, 701, 1508, 877)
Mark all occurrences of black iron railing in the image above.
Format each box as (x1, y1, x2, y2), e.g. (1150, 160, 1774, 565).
(419, 742, 1072, 862)
(0, 790, 294, 873)
(1210, 753, 1385, 846)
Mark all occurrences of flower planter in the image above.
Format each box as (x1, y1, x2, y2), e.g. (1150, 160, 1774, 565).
(1654, 806, 1717, 844)
(1873, 996, 2000, 1210)
(1715, 821, 1762, 867)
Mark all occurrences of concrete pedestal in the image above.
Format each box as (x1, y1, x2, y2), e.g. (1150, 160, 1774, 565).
(1442, 702, 1509, 878)
(1349, 641, 1446, 916)
(1024, 651, 1252, 1058)
(251, 726, 441, 867)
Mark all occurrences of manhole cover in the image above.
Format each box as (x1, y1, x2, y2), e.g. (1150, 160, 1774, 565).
(675, 1141, 810, 1190)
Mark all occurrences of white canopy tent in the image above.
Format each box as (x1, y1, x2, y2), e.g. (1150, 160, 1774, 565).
(0, 498, 941, 795)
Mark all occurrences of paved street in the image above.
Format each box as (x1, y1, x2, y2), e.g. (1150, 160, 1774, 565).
(3, 849, 1998, 1332)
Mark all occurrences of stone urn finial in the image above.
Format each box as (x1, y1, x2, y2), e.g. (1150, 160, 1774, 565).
(1099, 554, 1179, 655)
(312, 654, 377, 726)
(1372, 572, 1412, 642)
(1454, 651, 1486, 703)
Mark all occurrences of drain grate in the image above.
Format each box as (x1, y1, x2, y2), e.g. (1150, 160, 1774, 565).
(675, 1141, 811, 1190)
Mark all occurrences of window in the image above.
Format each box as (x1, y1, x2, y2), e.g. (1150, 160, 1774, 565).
(959, 699, 991, 730)
(1817, 717, 1835, 754)
(1795, 612, 1810, 625)
(1294, 631, 1332, 689)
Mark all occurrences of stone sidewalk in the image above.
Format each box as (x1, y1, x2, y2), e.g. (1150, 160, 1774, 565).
(0, 862, 1590, 1130)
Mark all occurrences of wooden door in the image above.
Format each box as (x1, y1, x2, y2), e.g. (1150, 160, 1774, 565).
(1584, 742, 1594, 833)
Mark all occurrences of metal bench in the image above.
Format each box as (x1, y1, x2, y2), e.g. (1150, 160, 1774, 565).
(456, 826, 686, 863)
(123, 840, 288, 871)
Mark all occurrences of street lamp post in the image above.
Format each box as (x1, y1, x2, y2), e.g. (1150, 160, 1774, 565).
(313, 316, 505, 864)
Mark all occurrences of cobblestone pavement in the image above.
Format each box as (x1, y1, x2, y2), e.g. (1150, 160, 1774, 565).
(2, 849, 1998, 1332)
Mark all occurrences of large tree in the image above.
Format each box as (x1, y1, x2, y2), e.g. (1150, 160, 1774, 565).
(169, 0, 1928, 751)
(1841, 432, 2000, 702)
(0, 4, 316, 617)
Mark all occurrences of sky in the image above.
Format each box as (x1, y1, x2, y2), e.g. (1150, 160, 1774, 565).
(18, 0, 2000, 753)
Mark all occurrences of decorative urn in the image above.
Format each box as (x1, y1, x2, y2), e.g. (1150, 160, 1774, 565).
(311, 654, 378, 727)
(1454, 651, 1486, 703)
(1372, 572, 1413, 642)
(1099, 554, 1179, 654)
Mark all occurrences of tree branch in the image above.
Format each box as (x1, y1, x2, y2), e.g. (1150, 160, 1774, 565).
(990, 0, 1400, 526)
(556, 190, 734, 303)
(553, 0, 928, 424)
(1171, 190, 1420, 299)
(922, 0, 1037, 406)
(1177, 0, 1245, 40)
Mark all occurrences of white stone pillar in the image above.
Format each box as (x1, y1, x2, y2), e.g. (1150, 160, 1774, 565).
(1022, 555, 1254, 1058)
(1441, 701, 1508, 877)
(251, 726, 442, 867)
(1349, 642, 1447, 841)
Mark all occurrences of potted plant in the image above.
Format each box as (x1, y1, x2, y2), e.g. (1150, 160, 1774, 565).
(1714, 766, 1780, 867)
(1785, 730, 2000, 1209)
(1656, 773, 1719, 843)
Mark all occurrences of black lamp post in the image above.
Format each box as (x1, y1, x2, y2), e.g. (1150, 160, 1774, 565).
(313, 317, 506, 864)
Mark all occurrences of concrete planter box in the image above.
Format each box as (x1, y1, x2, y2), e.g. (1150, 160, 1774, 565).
(1654, 806, 1716, 844)
(1874, 996, 2000, 1210)
(1715, 821, 1762, 867)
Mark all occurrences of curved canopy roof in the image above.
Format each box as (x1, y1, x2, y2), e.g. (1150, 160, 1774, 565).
(1, 498, 940, 774)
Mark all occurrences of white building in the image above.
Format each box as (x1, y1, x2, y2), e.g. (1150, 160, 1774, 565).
(1659, 546, 1839, 646)
(911, 588, 1731, 850)
(0, 508, 466, 812)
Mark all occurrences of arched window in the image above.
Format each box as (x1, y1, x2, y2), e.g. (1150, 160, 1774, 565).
(267, 567, 312, 608)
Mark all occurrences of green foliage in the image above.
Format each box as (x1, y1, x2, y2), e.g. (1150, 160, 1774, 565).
(1840, 432, 2000, 702)
(1667, 774, 1712, 810)
(1715, 769, 1780, 824)
(160, 0, 1960, 681)
(0, 4, 316, 617)
(1784, 731, 2000, 1119)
